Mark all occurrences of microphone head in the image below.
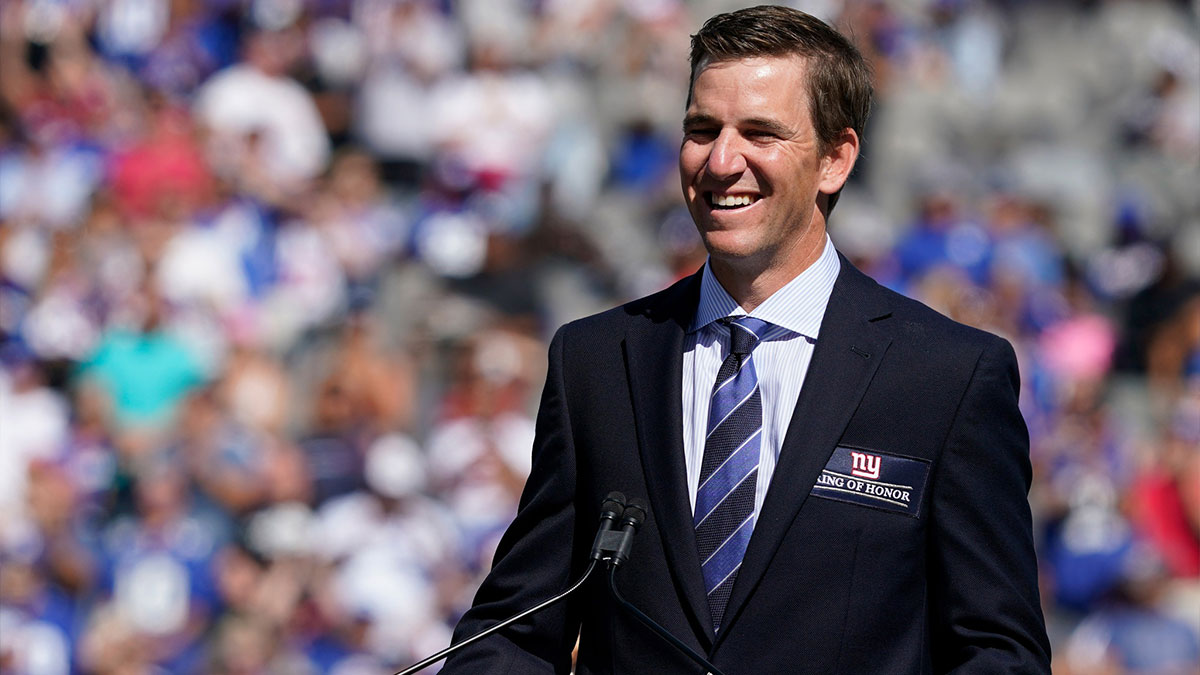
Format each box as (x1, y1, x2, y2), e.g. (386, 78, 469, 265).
(620, 499, 648, 529)
(600, 492, 626, 519)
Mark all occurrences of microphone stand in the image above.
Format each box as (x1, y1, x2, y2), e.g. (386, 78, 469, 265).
(395, 493, 726, 675)
(606, 564, 725, 675)
(395, 493, 627, 675)
(395, 559, 600, 675)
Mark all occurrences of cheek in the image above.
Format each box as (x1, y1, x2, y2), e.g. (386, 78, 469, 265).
(679, 144, 707, 180)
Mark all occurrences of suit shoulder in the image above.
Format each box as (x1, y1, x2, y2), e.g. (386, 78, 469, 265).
(867, 276, 1011, 358)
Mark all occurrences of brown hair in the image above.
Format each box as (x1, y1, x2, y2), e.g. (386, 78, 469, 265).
(688, 5, 872, 156)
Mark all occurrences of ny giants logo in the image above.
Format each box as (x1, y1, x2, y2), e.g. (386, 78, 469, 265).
(850, 451, 882, 480)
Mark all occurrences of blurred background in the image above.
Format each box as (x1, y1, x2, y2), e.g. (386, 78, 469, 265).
(0, 0, 1197, 673)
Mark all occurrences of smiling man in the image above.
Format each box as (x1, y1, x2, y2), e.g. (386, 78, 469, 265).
(680, 51, 855, 311)
(441, 6, 1051, 674)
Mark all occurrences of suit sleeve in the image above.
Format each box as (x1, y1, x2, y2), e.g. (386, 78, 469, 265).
(440, 327, 583, 675)
(927, 337, 1052, 674)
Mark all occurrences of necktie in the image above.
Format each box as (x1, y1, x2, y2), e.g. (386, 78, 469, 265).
(695, 316, 768, 631)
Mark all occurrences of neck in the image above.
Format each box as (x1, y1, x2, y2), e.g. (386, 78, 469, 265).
(710, 227, 828, 313)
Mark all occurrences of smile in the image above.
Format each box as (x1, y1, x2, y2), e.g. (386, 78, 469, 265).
(706, 192, 761, 210)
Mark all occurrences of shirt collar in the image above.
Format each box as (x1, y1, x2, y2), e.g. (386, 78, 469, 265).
(689, 234, 841, 343)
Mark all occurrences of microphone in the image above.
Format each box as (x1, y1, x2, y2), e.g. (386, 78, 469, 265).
(590, 491, 627, 561)
(396, 494, 622, 675)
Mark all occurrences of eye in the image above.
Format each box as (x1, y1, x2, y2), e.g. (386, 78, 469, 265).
(745, 129, 778, 140)
(684, 127, 719, 140)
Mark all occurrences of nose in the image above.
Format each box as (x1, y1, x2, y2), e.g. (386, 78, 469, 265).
(705, 128, 747, 180)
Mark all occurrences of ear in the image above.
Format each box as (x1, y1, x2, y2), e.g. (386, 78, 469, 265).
(817, 128, 860, 196)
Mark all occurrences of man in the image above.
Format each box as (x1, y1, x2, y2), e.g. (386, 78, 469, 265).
(442, 6, 1051, 674)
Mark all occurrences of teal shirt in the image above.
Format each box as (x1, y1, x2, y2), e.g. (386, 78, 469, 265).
(79, 329, 206, 428)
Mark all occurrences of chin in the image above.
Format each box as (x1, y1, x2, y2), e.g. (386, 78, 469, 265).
(699, 232, 760, 263)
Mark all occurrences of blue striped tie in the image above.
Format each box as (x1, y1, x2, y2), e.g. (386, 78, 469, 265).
(695, 316, 768, 631)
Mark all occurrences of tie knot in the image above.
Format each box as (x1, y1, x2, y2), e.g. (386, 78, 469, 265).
(726, 316, 769, 356)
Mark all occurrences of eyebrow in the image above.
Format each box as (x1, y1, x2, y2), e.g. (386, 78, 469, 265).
(682, 113, 719, 130)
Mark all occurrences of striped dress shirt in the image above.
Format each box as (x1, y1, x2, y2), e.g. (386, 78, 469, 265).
(683, 235, 840, 520)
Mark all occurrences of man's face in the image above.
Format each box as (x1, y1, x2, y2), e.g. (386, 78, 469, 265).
(680, 56, 833, 276)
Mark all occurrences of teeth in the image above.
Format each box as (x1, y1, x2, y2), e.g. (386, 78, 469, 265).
(712, 194, 756, 207)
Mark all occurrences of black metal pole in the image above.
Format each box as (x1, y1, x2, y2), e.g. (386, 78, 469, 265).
(606, 564, 726, 675)
(394, 559, 599, 675)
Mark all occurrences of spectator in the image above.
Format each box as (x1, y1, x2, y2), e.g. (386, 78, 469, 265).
(193, 27, 330, 195)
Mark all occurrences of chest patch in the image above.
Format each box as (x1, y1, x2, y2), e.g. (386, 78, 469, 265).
(809, 446, 931, 518)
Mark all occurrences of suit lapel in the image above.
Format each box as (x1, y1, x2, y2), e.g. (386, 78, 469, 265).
(715, 258, 894, 644)
(622, 272, 716, 646)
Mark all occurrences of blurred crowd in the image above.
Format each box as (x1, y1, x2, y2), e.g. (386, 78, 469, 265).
(0, 0, 1197, 673)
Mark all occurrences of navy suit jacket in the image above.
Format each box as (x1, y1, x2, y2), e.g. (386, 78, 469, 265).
(442, 256, 1051, 674)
